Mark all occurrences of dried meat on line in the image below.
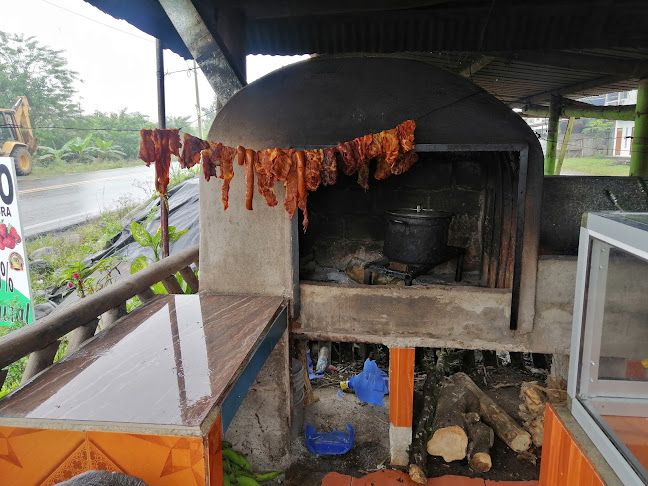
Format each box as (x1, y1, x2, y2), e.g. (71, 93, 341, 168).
(138, 120, 417, 229)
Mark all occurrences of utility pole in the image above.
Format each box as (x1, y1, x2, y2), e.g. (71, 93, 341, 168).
(156, 38, 170, 259)
(193, 60, 203, 139)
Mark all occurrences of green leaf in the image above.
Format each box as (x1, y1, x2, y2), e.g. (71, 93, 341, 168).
(131, 222, 153, 247)
(169, 229, 188, 242)
(152, 281, 167, 294)
(130, 256, 149, 274)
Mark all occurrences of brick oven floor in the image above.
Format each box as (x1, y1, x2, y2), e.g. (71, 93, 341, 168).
(321, 469, 539, 485)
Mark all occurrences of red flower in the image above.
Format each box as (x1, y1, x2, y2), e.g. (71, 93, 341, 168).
(68, 282, 73, 288)
(73, 273, 79, 279)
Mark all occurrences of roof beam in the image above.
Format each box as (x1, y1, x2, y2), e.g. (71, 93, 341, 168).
(158, 0, 245, 104)
(515, 100, 636, 121)
(514, 74, 630, 105)
(491, 50, 648, 78)
(457, 55, 494, 78)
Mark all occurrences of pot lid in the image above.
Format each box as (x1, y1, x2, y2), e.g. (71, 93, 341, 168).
(386, 208, 453, 219)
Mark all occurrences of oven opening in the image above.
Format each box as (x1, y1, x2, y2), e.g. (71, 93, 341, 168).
(299, 149, 522, 291)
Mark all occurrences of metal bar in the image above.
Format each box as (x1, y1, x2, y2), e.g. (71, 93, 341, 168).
(516, 74, 628, 105)
(630, 78, 648, 177)
(545, 95, 561, 175)
(156, 38, 170, 259)
(555, 117, 575, 175)
(457, 55, 494, 78)
(510, 146, 529, 331)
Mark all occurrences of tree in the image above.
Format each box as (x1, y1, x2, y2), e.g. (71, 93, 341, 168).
(0, 31, 81, 149)
(78, 110, 155, 158)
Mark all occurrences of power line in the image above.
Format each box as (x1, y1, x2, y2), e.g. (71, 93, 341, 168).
(37, 0, 153, 43)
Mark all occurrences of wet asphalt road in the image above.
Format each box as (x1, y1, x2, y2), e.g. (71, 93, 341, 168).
(16, 165, 155, 237)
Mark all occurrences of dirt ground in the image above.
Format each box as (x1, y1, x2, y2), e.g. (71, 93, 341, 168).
(284, 347, 544, 485)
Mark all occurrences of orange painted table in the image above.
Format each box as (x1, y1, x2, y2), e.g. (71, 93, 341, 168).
(0, 293, 287, 486)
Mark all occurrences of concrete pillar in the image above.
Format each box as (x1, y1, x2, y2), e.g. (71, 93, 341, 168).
(389, 347, 415, 466)
(544, 94, 561, 175)
(630, 78, 648, 177)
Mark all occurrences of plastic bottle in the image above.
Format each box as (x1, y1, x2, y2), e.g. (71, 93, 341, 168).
(316, 346, 330, 374)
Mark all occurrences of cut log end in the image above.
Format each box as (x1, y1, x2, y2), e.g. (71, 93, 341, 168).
(511, 434, 532, 452)
(470, 452, 492, 472)
(408, 464, 427, 484)
(427, 425, 468, 462)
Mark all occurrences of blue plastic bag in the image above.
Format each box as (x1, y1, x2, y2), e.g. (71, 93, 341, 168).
(304, 422, 354, 456)
(348, 359, 389, 406)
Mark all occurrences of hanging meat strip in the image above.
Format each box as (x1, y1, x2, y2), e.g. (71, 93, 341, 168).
(244, 149, 256, 210)
(217, 145, 237, 210)
(374, 156, 392, 180)
(153, 129, 181, 196)
(355, 134, 373, 162)
(304, 149, 323, 191)
(295, 150, 308, 228)
(272, 148, 294, 181)
(284, 153, 299, 220)
(237, 145, 246, 166)
(366, 131, 383, 159)
(321, 148, 338, 186)
(201, 141, 222, 181)
(397, 120, 416, 152)
(180, 133, 209, 169)
(337, 141, 360, 176)
(137, 129, 156, 164)
(357, 164, 370, 190)
(256, 149, 279, 207)
(381, 128, 400, 167)
(391, 151, 419, 176)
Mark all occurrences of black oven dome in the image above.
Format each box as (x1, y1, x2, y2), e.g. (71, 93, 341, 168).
(208, 56, 542, 167)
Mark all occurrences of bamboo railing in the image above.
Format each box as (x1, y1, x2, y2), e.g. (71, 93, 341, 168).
(0, 245, 199, 388)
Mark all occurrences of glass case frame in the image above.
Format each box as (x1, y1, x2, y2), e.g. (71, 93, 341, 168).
(568, 212, 648, 486)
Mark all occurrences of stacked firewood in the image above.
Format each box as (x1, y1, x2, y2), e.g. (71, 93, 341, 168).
(408, 371, 532, 484)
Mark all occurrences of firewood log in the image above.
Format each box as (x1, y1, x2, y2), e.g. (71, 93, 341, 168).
(465, 412, 494, 472)
(451, 372, 531, 452)
(408, 369, 443, 484)
(426, 383, 479, 462)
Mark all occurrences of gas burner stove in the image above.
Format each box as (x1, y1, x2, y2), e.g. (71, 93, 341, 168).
(363, 246, 465, 286)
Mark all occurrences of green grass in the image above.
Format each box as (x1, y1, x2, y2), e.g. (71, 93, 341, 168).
(31, 158, 143, 177)
(559, 157, 631, 176)
(26, 203, 136, 304)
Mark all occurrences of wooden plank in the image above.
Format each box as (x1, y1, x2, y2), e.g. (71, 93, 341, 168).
(66, 318, 99, 355)
(179, 266, 200, 293)
(20, 341, 60, 385)
(0, 245, 198, 370)
(0, 368, 7, 390)
(137, 287, 156, 303)
(162, 275, 184, 294)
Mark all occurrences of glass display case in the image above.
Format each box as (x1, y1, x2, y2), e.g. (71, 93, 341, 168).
(568, 212, 648, 486)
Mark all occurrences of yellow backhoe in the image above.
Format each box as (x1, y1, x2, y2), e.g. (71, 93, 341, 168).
(0, 96, 36, 176)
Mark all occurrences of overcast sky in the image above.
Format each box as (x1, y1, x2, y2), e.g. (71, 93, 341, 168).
(0, 0, 308, 122)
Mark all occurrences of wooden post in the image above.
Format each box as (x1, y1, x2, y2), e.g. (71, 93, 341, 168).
(555, 116, 575, 175)
(20, 341, 60, 384)
(545, 94, 562, 175)
(156, 38, 170, 258)
(630, 78, 648, 177)
(389, 348, 415, 466)
(66, 318, 99, 354)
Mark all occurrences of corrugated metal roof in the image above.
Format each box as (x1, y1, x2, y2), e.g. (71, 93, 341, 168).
(82, 0, 648, 104)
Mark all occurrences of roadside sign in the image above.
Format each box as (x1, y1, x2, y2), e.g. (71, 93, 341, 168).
(0, 157, 33, 326)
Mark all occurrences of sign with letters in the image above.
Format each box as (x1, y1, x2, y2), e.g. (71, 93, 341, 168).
(0, 157, 33, 326)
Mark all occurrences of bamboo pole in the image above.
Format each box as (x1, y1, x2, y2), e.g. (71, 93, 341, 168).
(519, 103, 635, 121)
(544, 95, 561, 175)
(630, 78, 648, 177)
(555, 117, 575, 175)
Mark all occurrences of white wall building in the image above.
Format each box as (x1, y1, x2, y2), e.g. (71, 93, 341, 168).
(607, 90, 637, 157)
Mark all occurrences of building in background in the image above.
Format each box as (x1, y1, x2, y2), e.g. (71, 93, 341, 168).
(607, 90, 637, 157)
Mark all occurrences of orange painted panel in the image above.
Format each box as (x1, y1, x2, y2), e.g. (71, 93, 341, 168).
(88, 431, 205, 486)
(601, 415, 648, 473)
(0, 425, 87, 486)
(539, 404, 605, 486)
(205, 415, 223, 486)
(389, 348, 415, 427)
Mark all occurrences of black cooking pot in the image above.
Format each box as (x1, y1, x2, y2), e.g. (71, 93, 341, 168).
(384, 208, 453, 264)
